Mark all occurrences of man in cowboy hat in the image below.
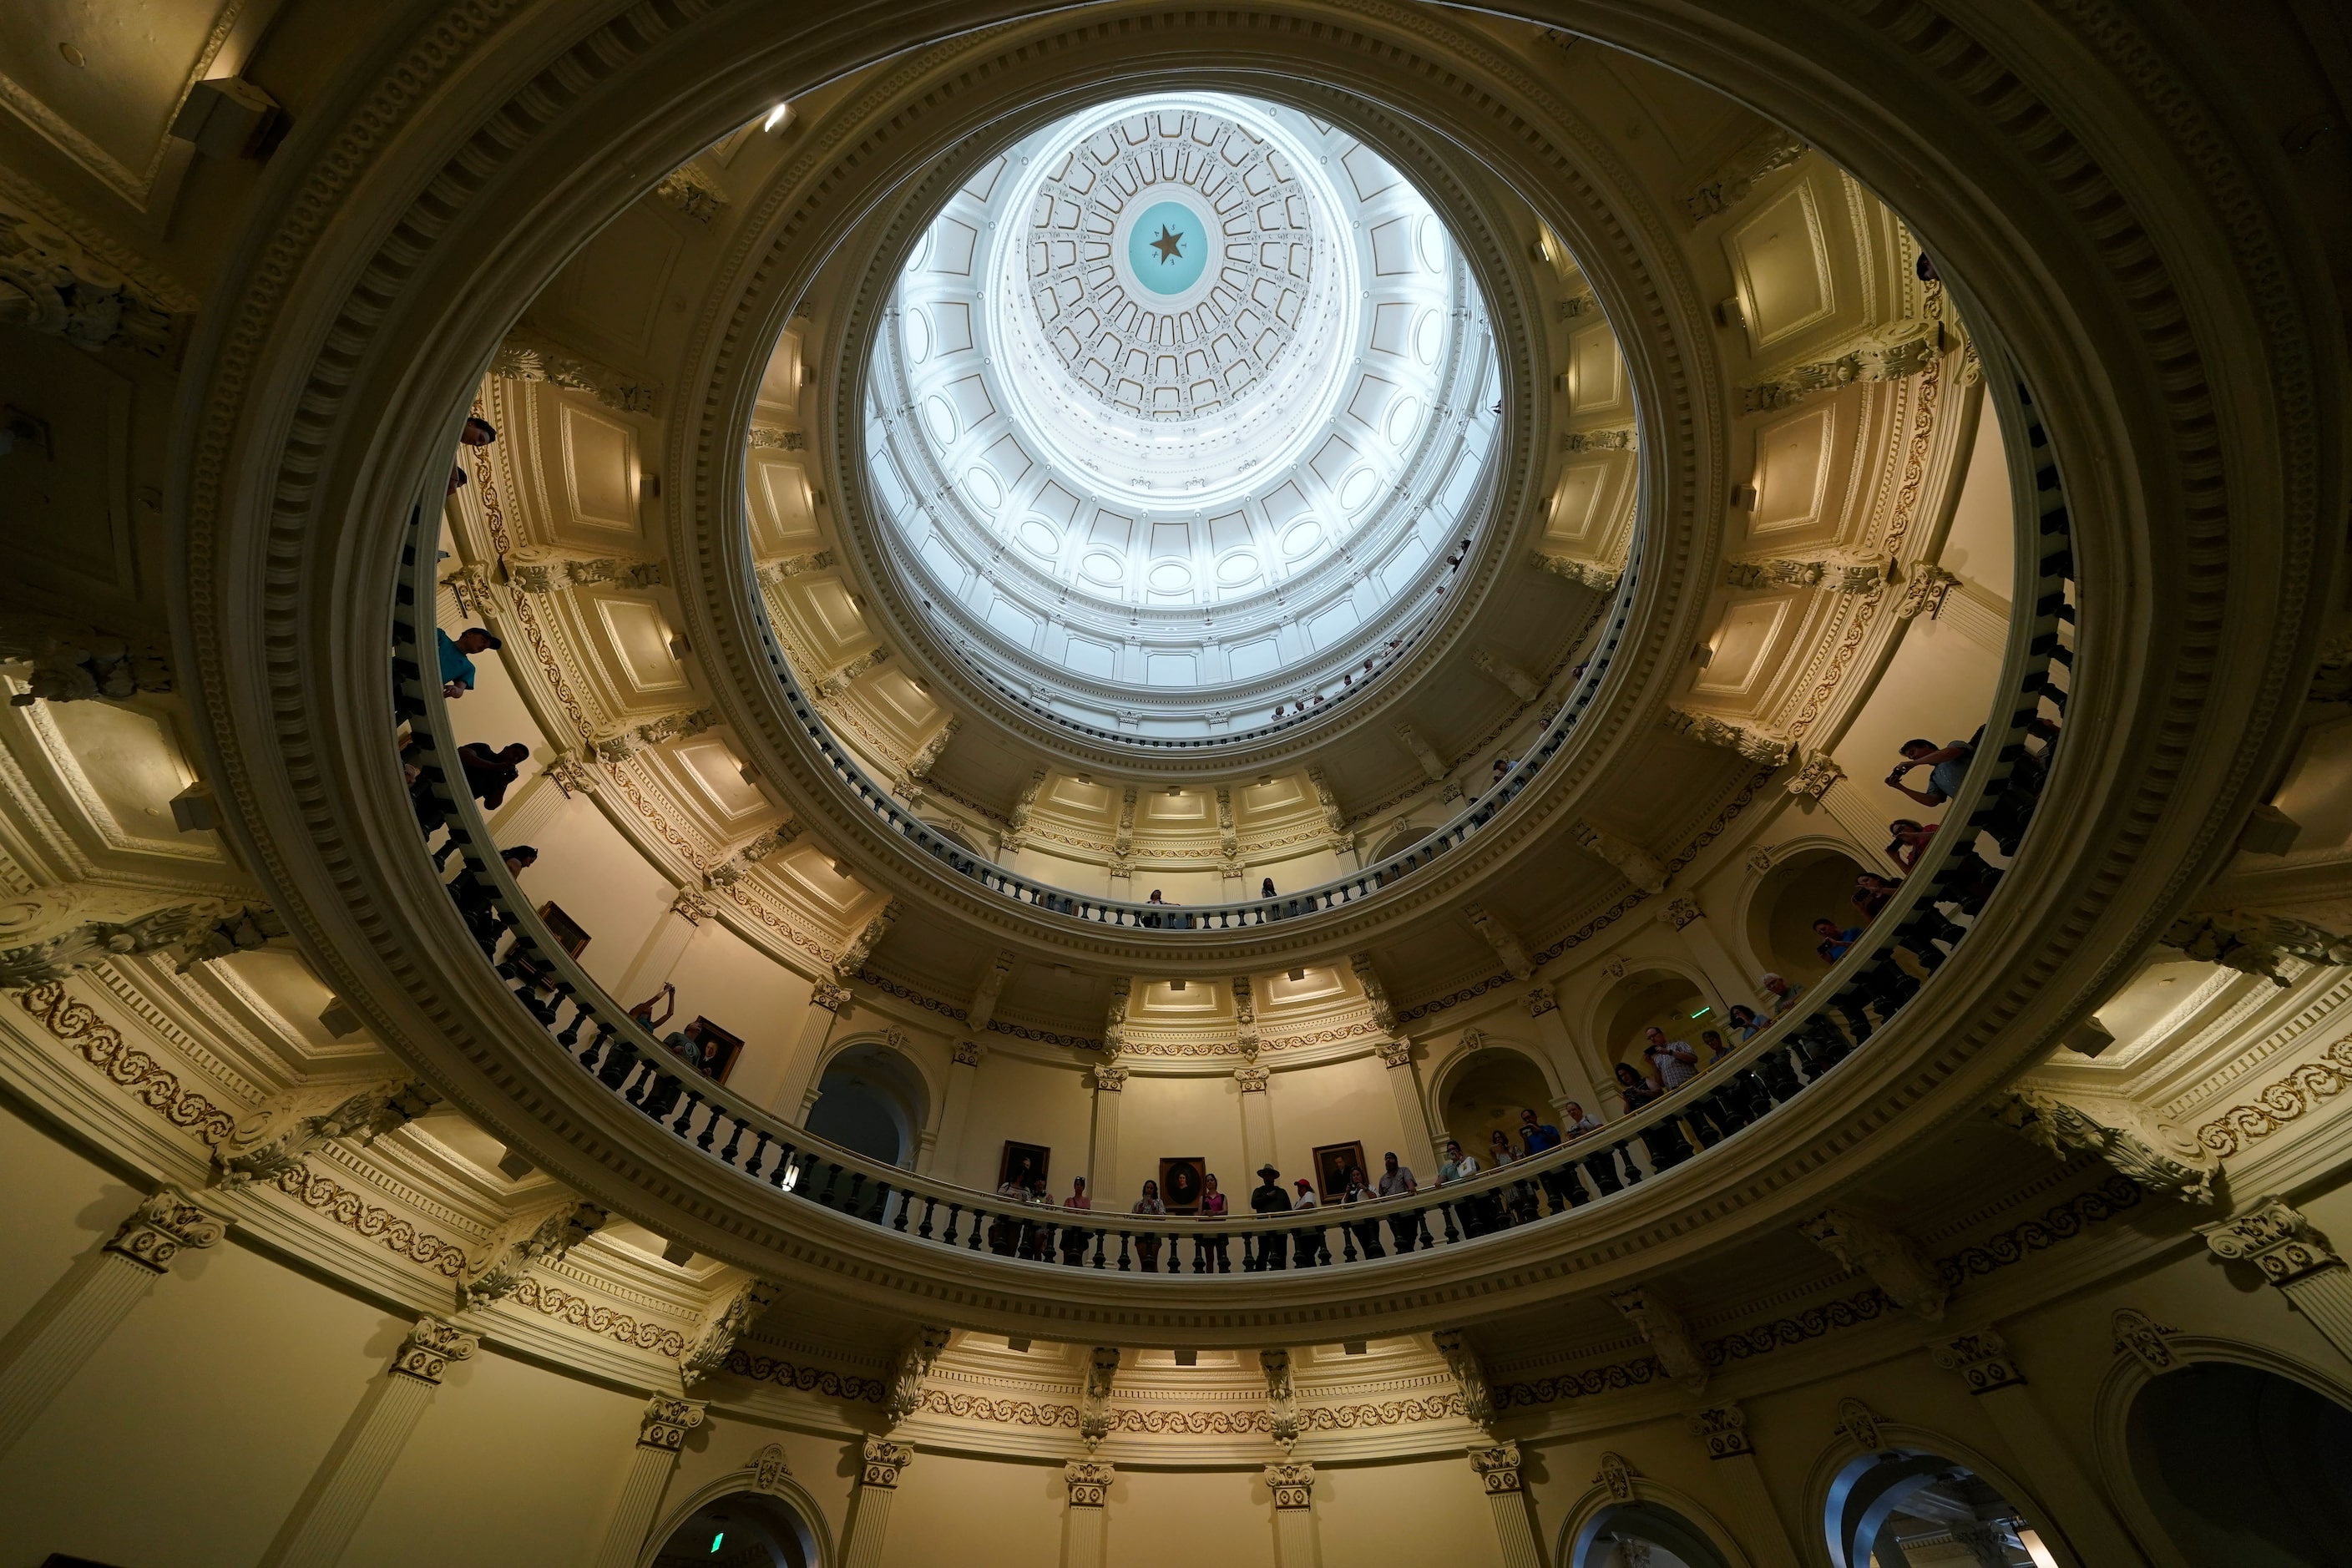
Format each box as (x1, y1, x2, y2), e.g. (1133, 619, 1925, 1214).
(1249, 1162, 1292, 1271)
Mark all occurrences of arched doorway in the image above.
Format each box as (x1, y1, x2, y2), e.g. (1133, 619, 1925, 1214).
(805, 1041, 928, 1166)
(1439, 1045, 1553, 1162)
(1746, 846, 1874, 986)
(1571, 1501, 1734, 1567)
(1599, 970, 1713, 1091)
(1825, 1451, 2058, 1567)
(2127, 1361, 2352, 1566)
(650, 1489, 818, 1566)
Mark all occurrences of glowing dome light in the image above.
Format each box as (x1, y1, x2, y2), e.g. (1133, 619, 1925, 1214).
(862, 93, 1501, 741)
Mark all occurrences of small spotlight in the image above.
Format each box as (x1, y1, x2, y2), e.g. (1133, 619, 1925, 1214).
(762, 102, 791, 133)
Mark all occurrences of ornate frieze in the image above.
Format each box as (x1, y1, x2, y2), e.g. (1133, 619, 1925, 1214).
(1740, 320, 1945, 412)
(212, 1078, 441, 1188)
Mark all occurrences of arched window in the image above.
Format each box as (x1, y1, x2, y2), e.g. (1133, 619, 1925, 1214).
(1571, 1500, 1734, 1567)
(648, 1488, 817, 1565)
(2127, 1361, 2352, 1566)
(1745, 846, 1874, 984)
(806, 1041, 928, 1166)
(1824, 1451, 2056, 1568)
(1438, 1045, 1552, 1160)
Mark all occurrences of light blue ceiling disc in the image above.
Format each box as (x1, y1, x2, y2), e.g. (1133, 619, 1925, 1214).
(1128, 200, 1210, 295)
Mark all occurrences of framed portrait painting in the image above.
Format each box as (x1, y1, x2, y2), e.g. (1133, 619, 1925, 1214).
(1312, 1141, 1366, 1201)
(999, 1141, 1050, 1193)
(1157, 1156, 1206, 1214)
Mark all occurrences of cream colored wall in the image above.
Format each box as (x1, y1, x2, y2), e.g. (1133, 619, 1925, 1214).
(1110, 1074, 1249, 1205)
(882, 1449, 1066, 1567)
(952, 1050, 1099, 1193)
(341, 1343, 643, 1567)
(1270, 1054, 1412, 1186)
(1316, 1454, 1507, 1568)
(0, 1110, 392, 1567)
(1105, 1465, 1275, 1568)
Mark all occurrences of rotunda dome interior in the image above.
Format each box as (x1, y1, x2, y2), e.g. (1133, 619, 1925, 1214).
(0, 3, 2344, 1567)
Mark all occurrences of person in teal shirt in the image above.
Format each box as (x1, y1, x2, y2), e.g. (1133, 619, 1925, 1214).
(437, 626, 500, 697)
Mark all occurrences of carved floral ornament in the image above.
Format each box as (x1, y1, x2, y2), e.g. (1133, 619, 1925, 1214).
(2110, 1308, 2183, 1374)
(1264, 1459, 1315, 1510)
(1065, 1458, 1115, 1507)
(859, 1435, 914, 1490)
(2198, 1196, 2344, 1287)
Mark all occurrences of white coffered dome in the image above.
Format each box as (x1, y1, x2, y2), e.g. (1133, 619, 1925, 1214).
(864, 93, 1502, 741)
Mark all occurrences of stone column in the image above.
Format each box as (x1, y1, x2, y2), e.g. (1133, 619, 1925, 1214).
(0, 1186, 227, 1457)
(1087, 1061, 1127, 1198)
(1237, 1065, 1276, 1175)
(928, 1039, 986, 1178)
(1684, 1406, 1799, 1568)
(1063, 1458, 1114, 1568)
(1375, 1041, 1439, 1167)
(1928, 1330, 2149, 1568)
(2198, 1196, 2352, 1363)
(772, 984, 848, 1122)
(589, 1396, 709, 1568)
(263, 1318, 480, 1568)
(1468, 1442, 1545, 1568)
(1525, 984, 1607, 1110)
(840, 1435, 913, 1568)
(1266, 1460, 1320, 1568)
(1661, 908, 1753, 1021)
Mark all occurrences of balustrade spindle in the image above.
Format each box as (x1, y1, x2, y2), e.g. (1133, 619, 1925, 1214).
(1092, 1230, 1106, 1269)
(843, 1171, 867, 1214)
(554, 1001, 584, 1049)
(817, 1163, 843, 1207)
(892, 1188, 911, 1232)
(1439, 1202, 1460, 1244)
(918, 1196, 937, 1239)
(623, 1061, 652, 1106)
(968, 1208, 984, 1252)
(719, 1120, 746, 1165)
(672, 1090, 702, 1138)
(1116, 1232, 1132, 1271)
(1341, 1226, 1359, 1264)
(578, 1024, 611, 1074)
(695, 1103, 721, 1151)
(745, 1130, 771, 1177)
(942, 1205, 962, 1247)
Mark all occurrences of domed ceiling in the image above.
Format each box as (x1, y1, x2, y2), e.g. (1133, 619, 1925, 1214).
(863, 94, 1504, 743)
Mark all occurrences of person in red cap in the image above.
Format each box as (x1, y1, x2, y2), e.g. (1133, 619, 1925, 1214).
(1288, 1176, 1326, 1267)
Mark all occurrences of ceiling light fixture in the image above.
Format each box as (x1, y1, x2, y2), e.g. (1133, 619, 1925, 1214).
(762, 102, 791, 132)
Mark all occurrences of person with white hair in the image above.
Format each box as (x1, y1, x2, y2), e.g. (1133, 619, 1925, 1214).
(1758, 972, 1805, 1016)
